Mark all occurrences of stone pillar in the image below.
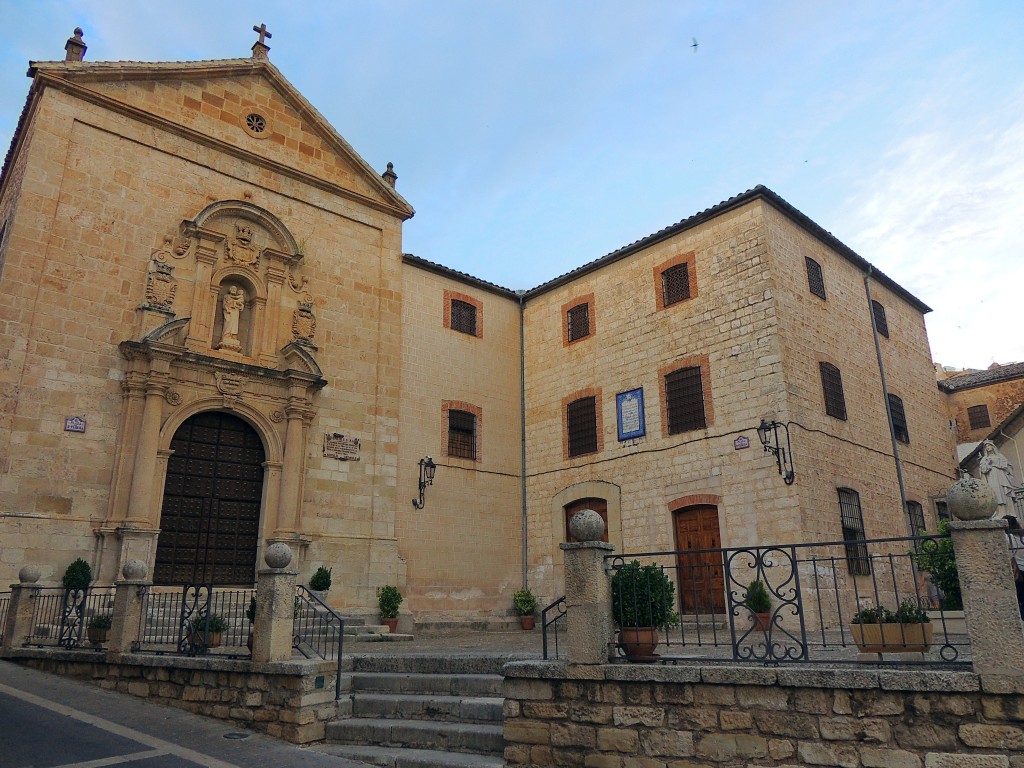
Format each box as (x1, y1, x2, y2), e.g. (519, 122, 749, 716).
(107, 560, 151, 657)
(275, 397, 307, 536)
(125, 374, 168, 526)
(946, 474, 1024, 677)
(252, 543, 297, 663)
(560, 510, 615, 664)
(1, 567, 42, 655)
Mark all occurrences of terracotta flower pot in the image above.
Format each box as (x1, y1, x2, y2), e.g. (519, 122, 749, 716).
(382, 617, 398, 633)
(752, 612, 771, 632)
(520, 615, 535, 631)
(850, 622, 933, 653)
(618, 627, 659, 659)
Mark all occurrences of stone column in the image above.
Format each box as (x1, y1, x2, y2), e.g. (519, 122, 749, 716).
(252, 543, 298, 663)
(1, 567, 42, 656)
(125, 360, 170, 527)
(946, 474, 1024, 677)
(560, 510, 615, 664)
(275, 396, 307, 536)
(107, 560, 151, 657)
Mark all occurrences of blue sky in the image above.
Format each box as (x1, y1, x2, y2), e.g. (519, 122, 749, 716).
(2, 1, 1022, 368)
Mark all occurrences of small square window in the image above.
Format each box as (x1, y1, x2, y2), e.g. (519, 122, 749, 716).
(447, 409, 477, 460)
(806, 257, 826, 300)
(871, 300, 889, 338)
(819, 362, 847, 421)
(566, 396, 598, 457)
(450, 300, 477, 336)
(661, 263, 691, 307)
(567, 303, 591, 342)
(967, 404, 991, 430)
(889, 394, 909, 444)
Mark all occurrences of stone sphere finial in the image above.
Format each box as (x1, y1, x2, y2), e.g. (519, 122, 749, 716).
(122, 559, 148, 581)
(568, 508, 606, 542)
(264, 542, 293, 569)
(947, 474, 998, 521)
(18, 565, 41, 584)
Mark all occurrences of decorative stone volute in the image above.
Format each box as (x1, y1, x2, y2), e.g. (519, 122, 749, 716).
(122, 559, 148, 581)
(18, 565, 41, 584)
(569, 508, 606, 542)
(264, 542, 293, 569)
(947, 474, 998, 521)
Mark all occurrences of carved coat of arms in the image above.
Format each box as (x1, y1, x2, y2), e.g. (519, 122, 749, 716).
(292, 301, 316, 345)
(225, 223, 260, 269)
(144, 262, 176, 310)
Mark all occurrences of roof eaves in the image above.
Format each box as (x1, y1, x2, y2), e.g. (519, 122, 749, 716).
(938, 362, 1024, 393)
(402, 254, 517, 299)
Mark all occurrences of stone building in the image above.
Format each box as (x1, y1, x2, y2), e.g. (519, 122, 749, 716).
(937, 361, 1024, 457)
(0, 32, 957, 622)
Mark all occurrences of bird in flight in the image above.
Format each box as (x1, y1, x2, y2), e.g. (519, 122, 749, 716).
(691, 38, 699, 52)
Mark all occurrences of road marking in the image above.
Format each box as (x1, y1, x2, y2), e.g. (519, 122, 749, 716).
(48, 749, 167, 768)
(0, 682, 241, 768)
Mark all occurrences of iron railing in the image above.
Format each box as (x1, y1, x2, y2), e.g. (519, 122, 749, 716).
(24, 586, 116, 650)
(0, 591, 10, 643)
(136, 585, 254, 657)
(541, 595, 567, 660)
(293, 586, 345, 699)
(607, 533, 968, 666)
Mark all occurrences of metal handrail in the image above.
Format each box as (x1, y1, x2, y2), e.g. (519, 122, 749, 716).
(541, 595, 567, 660)
(294, 585, 345, 699)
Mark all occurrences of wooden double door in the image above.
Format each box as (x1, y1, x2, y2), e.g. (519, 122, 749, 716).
(673, 505, 726, 613)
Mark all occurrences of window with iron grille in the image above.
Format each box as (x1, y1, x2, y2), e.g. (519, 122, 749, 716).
(805, 257, 826, 300)
(906, 501, 926, 538)
(566, 303, 590, 342)
(665, 366, 706, 434)
(819, 362, 847, 420)
(566, 396, 598, 457)
(450, 299, 477, 336)
(661, 263, 691, 307)
(838, 488, 871, 576)
(968, 404, 991, 430)
(447, 409, 476, 459)
(871, 300, 889, 338)
(935, 500, 950, 523)
(888, 393, 909, 443)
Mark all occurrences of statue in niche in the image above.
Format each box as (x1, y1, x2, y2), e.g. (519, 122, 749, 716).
(980, 440, 1018, 517)
(226, 223, 259, 269)
(217, 285, 246, 352)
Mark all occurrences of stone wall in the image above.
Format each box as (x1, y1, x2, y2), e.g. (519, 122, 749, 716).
(9, 649, 340, 744)
(504, 661, 1024, 768)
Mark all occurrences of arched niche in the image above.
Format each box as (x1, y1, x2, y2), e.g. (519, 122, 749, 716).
(187, 199, 300, 256)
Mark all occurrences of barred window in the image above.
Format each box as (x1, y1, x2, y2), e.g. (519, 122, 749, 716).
(819, 362, 847, 420)
(450, 299, 477, 336)
(662, 263, 691, 307)
(805, 257, 826, 300)
(968, 404, 991, 430)
(665, 366, 706, 434)
(906, 501, 926, 538)
(566, 303, 590, 342)
(447, 409, 477, 459)
(935, 500, 950, 523)
(838, 488, 871, 576)
(566, 396, 598, 457)
(871, 300, 889, 338)
(888, 394, 909, 444)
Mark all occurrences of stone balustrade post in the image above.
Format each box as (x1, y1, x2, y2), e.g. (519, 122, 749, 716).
(1, 567, 42, 656)
(947, 474, 1024, 677)
(252, 542, 298, 663)
(107, 559, 151, 657)
(561, 509, 615, 664)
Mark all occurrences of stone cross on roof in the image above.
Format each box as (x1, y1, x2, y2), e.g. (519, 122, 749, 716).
(251, 23, 272, 59)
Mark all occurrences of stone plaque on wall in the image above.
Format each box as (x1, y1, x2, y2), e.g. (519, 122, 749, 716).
(324, 433, 360, 461)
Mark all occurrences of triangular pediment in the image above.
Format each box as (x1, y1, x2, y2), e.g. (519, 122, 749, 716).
(28, 58, 413, 219)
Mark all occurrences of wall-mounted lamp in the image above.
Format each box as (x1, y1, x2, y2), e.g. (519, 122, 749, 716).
(757, 419, 795, 485)
(411, 456, 436, 509)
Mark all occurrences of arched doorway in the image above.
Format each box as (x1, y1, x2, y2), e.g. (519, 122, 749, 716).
(154, 411, 266, 585)
(673, 505, 725, 613)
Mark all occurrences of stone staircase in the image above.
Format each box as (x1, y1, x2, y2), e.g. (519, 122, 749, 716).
(313, 654, 506, 768)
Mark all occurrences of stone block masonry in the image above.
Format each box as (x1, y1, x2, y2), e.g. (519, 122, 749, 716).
(504, 661, 1024, 767)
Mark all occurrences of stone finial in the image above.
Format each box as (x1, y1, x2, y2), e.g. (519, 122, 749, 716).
(264, 542, 293, 569)
(65, 27, 87, 62)
(122, 559, 148, 581)
(18, 565, 41, 584)
(251, 23, 272, 59)
(382, 162, 398, 189)
(947, 474, 998, 521)
(569, 508, 606, 542)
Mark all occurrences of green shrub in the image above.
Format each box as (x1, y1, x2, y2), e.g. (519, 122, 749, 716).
(512, 588, 538, 616)
(62, 558, 92, 591)
(189, 614, 228, 633)
(744, 580, 772, 613)
(852, 599, 929, 625)
(309, 565, 332, 592)
(88, 614, 112, 630)
(911, 520, 962, 609)
(377, 585, 403, 619)
(611, 560, 680, 630)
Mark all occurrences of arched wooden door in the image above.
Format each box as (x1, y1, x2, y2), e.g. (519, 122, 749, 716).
(154, 411, 265, 585)
(564, 497, 609, 542)
(673, 505, 725, 613)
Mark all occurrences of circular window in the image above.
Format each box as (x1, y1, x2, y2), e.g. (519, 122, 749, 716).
(241, 112, 270, 139)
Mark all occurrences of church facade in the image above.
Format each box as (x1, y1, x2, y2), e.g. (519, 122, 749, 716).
(0, 32, 957, 622)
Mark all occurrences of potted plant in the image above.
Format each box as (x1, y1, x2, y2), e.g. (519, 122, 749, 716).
(743, 579, 772, 631)
(87, 613, 112, 644)
(188, 613, 228, 649)
(611, 560, 680, 659)
(63, 558, 92, 592)
(378, 585, 403, 633)
(850, 599, 932, 654)
(309, 565, 332, 599)
(512, 588, 538, 630)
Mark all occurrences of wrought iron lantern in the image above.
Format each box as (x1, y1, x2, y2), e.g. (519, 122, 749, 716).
(412, 456, 436, 509)
(757, 419, 795, 485)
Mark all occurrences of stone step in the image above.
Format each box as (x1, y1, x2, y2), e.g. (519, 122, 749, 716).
(352, 693, 503, 723)
(348, 654, 512, 676)
(325, 718, 503, 755)
(311, 744, 504, 768)
(350, 672, 503, 697)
